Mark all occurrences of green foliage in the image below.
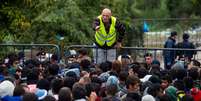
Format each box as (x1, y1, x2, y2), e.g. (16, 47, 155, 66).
(0, 0, 201, 47)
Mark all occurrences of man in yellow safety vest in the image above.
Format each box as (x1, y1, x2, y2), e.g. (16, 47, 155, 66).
(93, 8, 125, 64)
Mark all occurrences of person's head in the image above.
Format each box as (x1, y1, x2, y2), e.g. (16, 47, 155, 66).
(48, 64, 59, 76)
(147, 83, 162, 97)
(183, 33, 190, 41)
(126, 75, 140, 92)
(188, 59, 201, 69)
(99, 61, 112, 72)
(129, 62, 141, 75)
(63, 77, 77, 90)
(101, 8, 112, 23)
(175, 69, 187, 80)
(137, 67, 148, 78)
(85, 83, 101, 97)
(144, 53, 153, 65)
(118, 54, 133, 69)
(37, 79, 50, 91)
(148, 75, 161, 84)
(106, 84, 118, 96)
(160, 75, 172, 90)
(80, 59, 91, 72)
(78, 48, 88, 56)
(111, 60, 122, 74)
(51, 78, 63, 94)
(79, 76, 91, 85)
(174, 80, 185, 91)
(51, 54, 58, 63)
(72, 83, 86, 100)
(13, 85, 26, 96)
(170, 31, 177, 39)
(119, 71, 129, 82)
(43, 95, 56, 101)
(188, 67, 199, 80)
(22, 93, 38, 101)
(58, 87, 72, 101)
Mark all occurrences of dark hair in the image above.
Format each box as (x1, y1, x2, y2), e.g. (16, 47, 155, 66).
(129, 62, 141, 74)
(72, 83, 86, 100)
(188, 67, 199, 80)
(174, 80, 185, 91)
(106, 84, 118, 96)
(22, 93, 38, 101)
(147, 83, 161, 97)
(158, 94, 171, 101)
(78, 48, 88, 55)
(137, 67, 148, 78)
(148, 75, 161, 84)
(48, 64, 59, 75)
(191, 60, 201, 67)
(37, 79, 50, 91)
(183, 33, 190, 40)
(149, 65, 161, 77)
(51, 78, 63, 94)
(171, 31, 177, 37)
(126, 75, 140, 89)
(58, 87, 72, 101)
(80, 59, 91, 71)
(91, 77, 102, 85)
(99, 61, 112, 72)
(85, 83, 101, 97)
(43, 95, 56, 101)
(119, 71, 129, 82)
(144, 53, 152, 58)
(175, 69, 187, 80)
(13, 85, 25, 96)
(51, 54, 58, 61)
(63, 77, 77, 90)
(111, 60, 122, 74)
(27, 68, 39, 84)
(161, 75, 172, 83)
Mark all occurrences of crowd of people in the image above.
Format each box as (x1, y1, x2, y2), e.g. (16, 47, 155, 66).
(0, 46, 200, 101)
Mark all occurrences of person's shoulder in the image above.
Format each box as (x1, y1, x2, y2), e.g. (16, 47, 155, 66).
(166, 38, 173, 43)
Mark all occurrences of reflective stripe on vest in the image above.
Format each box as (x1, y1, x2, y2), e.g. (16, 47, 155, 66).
(95, 15, 116, 46)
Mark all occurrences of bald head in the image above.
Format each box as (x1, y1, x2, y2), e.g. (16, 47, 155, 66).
(101, 8, 112, 23)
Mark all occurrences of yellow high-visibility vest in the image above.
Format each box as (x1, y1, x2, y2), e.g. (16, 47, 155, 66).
(95, 15, 116, 46)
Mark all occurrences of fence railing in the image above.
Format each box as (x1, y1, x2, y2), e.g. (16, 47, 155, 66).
(0, 44, 61, 62)
(66, 45, 201, 65)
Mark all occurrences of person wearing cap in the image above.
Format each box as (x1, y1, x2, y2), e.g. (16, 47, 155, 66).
(163, 31, 177, 70)
(176, 33, 196, 62)
(92, 8, 125, 64)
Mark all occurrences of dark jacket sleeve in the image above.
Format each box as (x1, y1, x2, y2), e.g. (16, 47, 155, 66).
(115, 19, 126, 42)
(92, 18, 100, 31)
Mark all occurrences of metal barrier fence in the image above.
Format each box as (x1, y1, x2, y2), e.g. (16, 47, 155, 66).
(0, 44, 60, 62)
(66, 45, 201, 66)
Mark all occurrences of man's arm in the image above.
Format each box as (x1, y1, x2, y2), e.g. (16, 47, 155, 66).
(92, 18, 100, 31)
(115, 19, 125, 43)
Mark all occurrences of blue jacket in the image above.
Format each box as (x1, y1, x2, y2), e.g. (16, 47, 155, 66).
(1, 96, 22, 101)
(163, 37, 176, 63)
(176, 40, 196, 59)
